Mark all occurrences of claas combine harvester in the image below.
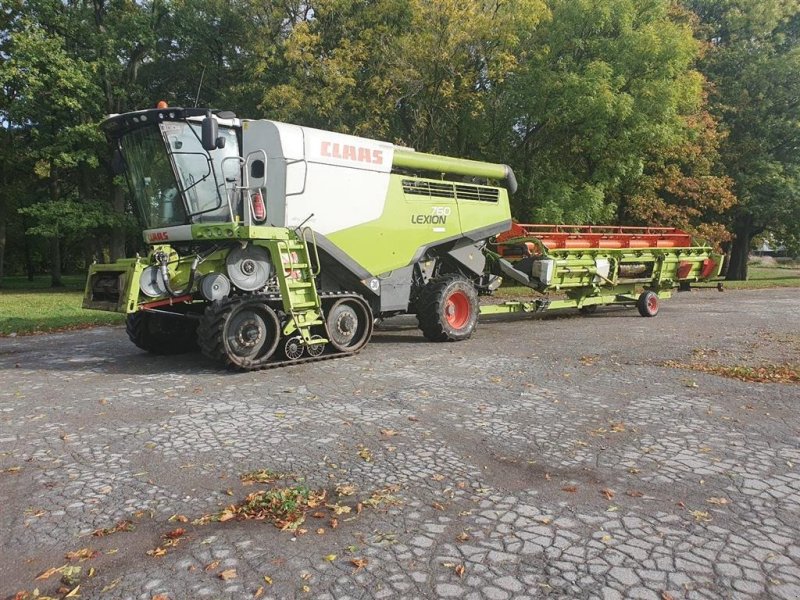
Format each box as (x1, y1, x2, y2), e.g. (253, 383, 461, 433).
(83, 107, 723, 370)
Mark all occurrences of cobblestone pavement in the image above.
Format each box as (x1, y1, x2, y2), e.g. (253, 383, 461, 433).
(1, 288, 799, 600)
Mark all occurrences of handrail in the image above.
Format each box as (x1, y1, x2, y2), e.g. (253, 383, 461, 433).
(301, 227, 322, 277)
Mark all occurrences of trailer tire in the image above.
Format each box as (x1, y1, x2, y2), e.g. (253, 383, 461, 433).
(126, 311, 198, 355)
(637, 291, 659, 317)
(417, 274, 479, 342)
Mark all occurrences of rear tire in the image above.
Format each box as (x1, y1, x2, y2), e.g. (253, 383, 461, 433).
(126, 311, 198, 355)
(637, 291, 659, 317)
(417, 274, 479, 342)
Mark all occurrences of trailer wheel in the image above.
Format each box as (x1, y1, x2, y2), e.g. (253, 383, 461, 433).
(198, 298, 281, 369)
(126, 311, 198, 355)
(417, 274, 479, 342)
(637, 291, 659, 317)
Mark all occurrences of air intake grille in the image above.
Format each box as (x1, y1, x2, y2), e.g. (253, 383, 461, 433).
(402, 180, 499, 203)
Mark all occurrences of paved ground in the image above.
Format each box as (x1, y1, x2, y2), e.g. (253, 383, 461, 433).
(1, 287, 799, 600)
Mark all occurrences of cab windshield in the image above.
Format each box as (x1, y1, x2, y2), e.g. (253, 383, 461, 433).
(120, 121, 240, 229)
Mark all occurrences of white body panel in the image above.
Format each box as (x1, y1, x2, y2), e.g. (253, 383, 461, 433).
(241, 120, 394, 235)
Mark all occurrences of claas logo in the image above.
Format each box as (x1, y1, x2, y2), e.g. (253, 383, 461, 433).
(321, 141, 383, 165)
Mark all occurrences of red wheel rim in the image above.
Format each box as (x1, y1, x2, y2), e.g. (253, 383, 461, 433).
(444, 290, 471, 329)
(647, 294, 658, 313)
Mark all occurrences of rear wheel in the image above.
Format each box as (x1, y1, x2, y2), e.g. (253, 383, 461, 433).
(126, 311, 198, 355)
(417, 274, 479, 342)
(637, 291, 659, 317)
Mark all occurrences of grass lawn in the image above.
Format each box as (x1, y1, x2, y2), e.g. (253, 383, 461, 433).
(0, 275, 124, 336)
(0, 263, 797, 337)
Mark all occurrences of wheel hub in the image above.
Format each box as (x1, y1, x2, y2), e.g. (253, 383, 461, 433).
(236, 320, 263, 347)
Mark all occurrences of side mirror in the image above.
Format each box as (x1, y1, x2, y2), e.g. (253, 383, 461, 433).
(201, 113, 219, 151)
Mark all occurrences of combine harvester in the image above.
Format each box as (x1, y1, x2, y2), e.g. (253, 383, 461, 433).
(84, 106, 722, 370)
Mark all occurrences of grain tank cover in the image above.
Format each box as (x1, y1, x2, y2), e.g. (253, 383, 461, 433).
(241, 120, 395, 234)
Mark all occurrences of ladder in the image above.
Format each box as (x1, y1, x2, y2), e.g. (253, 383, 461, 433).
(272, 228, 327, 348)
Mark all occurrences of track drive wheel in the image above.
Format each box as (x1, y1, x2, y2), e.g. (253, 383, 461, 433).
(417, 274, 479, 342)
(637, 291, 659, 317)
(126, 311, 198, 355)
(198, 298, 281, 369)
(325, 297, 373, 353)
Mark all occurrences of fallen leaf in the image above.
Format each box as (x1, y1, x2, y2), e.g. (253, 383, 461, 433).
(253, 586, 264, 599)
(218, 509, 236, 522)
(534, 516, 552, 525)
(146, 547, 167, 558)
(316, 528, 325, 535)
(323, 554, 337, 562)
(204, 560, 220, 572)
(601, 488, 615, 500)
(454, 564, 465, 578)
(380, 429, 399, 437)
(36, 566, 65, 580)
(431, 502, 445, 511)
(263, 575, 273, 585)
(408, 416, 419, 422)
(329, 518, 338, 529)
(561, 485, 577, 493)
(335, 484, 357, 496)
(610, 422, 626, 433)
(164, 528, 186, 540)
(168, 514, 189, 523)
(101, 577, 122, 592)
(706, 497, 729, 505)
(65, 548, 98, 561)
(64, 586, 80, 598)
(93, 520, 134, 537)
(626, 490, 644, 498)
(662, 592, 675, 600)
(219, 569, 237, 581)
(327, 504, 351, 516)
(351, 558, 368, 572)
(301, 585, 310, 593)
(357, 446, 373, 462)
(456, 531, 470, 542)
(432, 474, 445, 481)
(689, 510, 712, 522)
(152, 595, 170, 600)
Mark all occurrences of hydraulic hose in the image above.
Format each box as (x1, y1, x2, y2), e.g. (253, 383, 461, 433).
(156, 251, 200, 297)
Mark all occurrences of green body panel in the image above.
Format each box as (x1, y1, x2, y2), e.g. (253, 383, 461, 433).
(84, 227, 327, 347)
(392, 149, 510, 181)
(326, 174, 511, 275)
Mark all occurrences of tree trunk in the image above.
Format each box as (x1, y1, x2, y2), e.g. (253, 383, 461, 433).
(50, 234, 63, 287)
(0, 220, 5, 285)
(49, 170, 63, 287)
(726, 221, 753, 281)
(109, 184, 126, 261)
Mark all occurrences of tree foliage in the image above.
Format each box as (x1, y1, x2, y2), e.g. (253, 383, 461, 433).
(686, 0, 800, 278)
(0, 0, 797, 283)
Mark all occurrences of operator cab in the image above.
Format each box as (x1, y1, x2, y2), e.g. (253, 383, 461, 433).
(104, 107, 258, 236)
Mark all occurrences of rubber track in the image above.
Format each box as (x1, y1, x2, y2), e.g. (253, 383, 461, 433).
(198, 292, 368, 371)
